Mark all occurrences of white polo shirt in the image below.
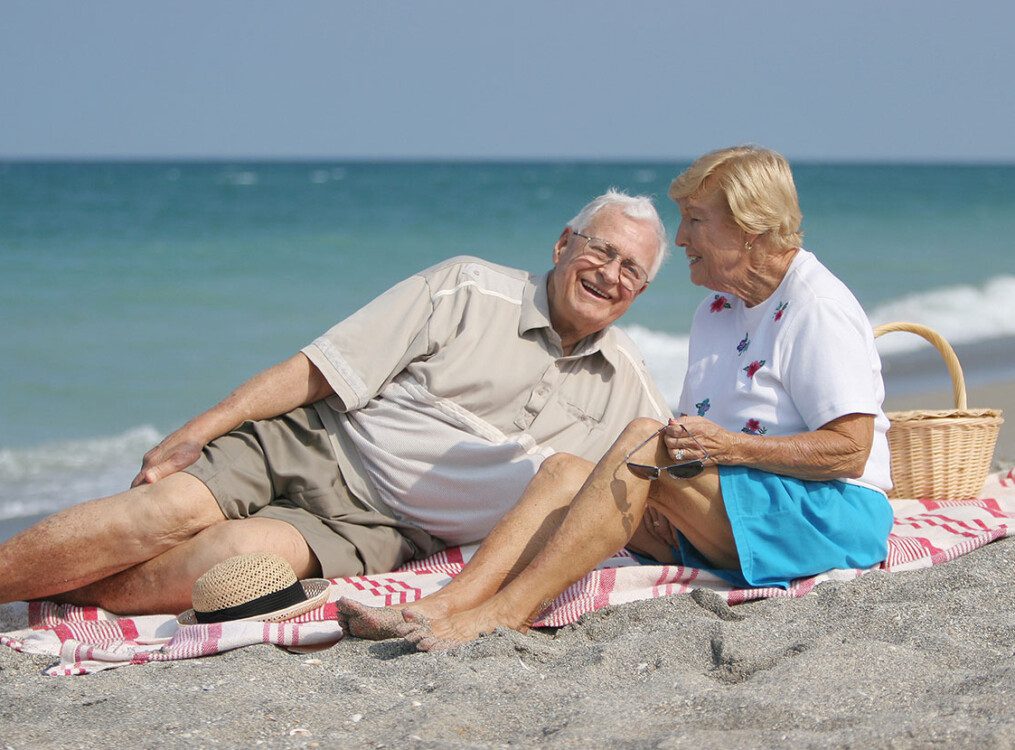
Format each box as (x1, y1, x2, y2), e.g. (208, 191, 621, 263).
(303, 256, 670, 544)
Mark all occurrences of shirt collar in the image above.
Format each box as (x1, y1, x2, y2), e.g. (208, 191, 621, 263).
(520, 271, 621, 369)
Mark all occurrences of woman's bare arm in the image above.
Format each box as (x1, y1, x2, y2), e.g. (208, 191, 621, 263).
(665, 413, 874, 482)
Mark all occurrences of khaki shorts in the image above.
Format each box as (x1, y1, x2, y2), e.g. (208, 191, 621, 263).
(184, 405, 444, 578)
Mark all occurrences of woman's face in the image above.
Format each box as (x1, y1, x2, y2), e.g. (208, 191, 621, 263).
(675, 189, 750, 293)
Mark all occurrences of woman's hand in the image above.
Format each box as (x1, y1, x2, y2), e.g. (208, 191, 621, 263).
(662, 416, 735, 465)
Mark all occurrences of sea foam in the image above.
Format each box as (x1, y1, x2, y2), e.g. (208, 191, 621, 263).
(868, 275, 1015, 352)
(0, 426, 161, 521)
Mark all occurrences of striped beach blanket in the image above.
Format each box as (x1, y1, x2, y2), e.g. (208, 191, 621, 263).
(3, 468, 1014, 676)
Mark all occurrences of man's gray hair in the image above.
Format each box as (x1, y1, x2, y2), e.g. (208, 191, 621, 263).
(568, 188, 670, 280)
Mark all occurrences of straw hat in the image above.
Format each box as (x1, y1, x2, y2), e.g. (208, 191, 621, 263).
(177, 553, 330, 626)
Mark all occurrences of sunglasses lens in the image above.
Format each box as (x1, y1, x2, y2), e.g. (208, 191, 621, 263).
(626, 463, 660, 480)
(666, 461, 704, 479)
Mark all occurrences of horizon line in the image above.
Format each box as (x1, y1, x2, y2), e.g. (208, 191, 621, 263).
(3, 155, 1015, 167)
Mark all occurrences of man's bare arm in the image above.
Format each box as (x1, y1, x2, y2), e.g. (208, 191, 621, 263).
(131, 353, 333, 486)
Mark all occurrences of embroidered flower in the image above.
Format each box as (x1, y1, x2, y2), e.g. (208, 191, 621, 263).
(742, 418, 768, 435)
(710, 294, 732, 313)
(736, 333, 750, 356)
(743, 360, 765, 378)
(774, 301, 789, 322)
(695, 398, 711, 416)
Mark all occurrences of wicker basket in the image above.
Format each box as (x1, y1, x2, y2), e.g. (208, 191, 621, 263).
(874, 322, 1003, 500)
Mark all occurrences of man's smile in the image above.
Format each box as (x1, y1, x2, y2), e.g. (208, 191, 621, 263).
(580, 278, 613, 301)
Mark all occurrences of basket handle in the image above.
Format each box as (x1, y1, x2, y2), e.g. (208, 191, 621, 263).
(873, 322, 967, 410)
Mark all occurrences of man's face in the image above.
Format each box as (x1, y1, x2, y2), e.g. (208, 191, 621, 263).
(548, 206, 659, 350)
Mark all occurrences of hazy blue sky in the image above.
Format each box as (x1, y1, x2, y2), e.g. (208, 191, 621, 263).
(2, 1, 1013, 161)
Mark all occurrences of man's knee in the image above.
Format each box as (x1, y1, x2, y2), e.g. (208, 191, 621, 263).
(190, 518, 319, 577)
(537, 452, 593, 491)
(620, 417, 665, 443)
(126, 473, 226, 547)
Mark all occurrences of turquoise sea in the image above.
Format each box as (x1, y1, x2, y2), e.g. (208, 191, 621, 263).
(1, 161, 1014, 522)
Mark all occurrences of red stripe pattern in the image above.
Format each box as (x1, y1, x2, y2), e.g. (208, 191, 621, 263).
(3, 472, 1013, 675)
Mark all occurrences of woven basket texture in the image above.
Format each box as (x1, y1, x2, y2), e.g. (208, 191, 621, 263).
(875, 323, 1004, 500)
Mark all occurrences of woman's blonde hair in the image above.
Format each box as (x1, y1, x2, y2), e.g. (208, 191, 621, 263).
(669, 145, 803, 251)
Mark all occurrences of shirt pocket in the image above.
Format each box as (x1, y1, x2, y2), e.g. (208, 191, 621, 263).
(556, 371, 610, 426)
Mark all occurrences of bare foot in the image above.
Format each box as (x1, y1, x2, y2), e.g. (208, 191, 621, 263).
(337, 597, 455, 641)
(336, 599, 413, 640)
(401, 600, 530, 652)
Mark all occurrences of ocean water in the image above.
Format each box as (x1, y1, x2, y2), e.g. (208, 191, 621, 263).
(2, 161, 1014, 522)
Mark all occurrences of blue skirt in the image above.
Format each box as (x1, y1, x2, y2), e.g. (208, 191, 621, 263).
(673, 465, 894, 590)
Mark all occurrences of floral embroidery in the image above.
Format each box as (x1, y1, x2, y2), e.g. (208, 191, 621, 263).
(736, 333, 750, 356)
(695, 398, 711, 416)
(742, 418, 768, 435)
(743, 360, 765, 378)
(710, 294, 732, 313)
(774, 301, 789, 321)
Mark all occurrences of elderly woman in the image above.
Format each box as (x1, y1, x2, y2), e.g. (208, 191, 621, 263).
(340, 146, 894, 649)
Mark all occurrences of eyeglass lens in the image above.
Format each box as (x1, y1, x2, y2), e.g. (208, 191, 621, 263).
(574, 233, 647, 289)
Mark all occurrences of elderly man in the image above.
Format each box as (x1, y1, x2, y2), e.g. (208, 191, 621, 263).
(0, 189, 670, 614)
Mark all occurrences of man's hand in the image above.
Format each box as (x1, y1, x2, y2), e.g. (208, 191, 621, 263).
(131, 431, 205, 487)
(128, 353, 333, 488)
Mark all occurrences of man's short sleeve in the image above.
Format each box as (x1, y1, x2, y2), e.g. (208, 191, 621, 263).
(302, 274, 434, 411)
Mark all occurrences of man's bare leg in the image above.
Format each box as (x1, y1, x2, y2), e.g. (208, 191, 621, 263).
(338, 452, 594, 640)
(51, 516, 320, 615)
(0, 473, 225, 604)
(403, 417, 736, 651)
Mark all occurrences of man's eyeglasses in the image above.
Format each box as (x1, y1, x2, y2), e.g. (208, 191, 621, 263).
(623, 424, 710, 480)
(571, 231, 649, 292)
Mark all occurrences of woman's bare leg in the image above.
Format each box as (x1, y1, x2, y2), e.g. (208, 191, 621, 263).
(339, 452, 594, 639)
(627, 465, 739, 571)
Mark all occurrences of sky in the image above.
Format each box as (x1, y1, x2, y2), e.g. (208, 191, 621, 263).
(2, 1, 1014, 162)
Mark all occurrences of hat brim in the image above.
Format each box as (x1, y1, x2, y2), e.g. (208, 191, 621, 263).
(177, 579, 331, 627)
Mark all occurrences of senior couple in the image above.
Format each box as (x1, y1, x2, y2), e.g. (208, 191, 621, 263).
(0, 146, 893, 649)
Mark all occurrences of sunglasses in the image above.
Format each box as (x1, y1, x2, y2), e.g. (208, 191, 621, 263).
(623, 424, 710, 480)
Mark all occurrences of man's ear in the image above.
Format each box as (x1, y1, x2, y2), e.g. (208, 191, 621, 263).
(552, 228, 571, 265)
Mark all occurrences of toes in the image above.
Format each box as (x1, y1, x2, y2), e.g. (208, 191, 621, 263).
(336, 598, 370, 617)
(403, 627, 428, 646)
(416, 635, 456, 653)
(401, 607, 430, 625)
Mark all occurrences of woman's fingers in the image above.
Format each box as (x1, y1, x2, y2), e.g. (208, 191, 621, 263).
(664, 416, 725, 461)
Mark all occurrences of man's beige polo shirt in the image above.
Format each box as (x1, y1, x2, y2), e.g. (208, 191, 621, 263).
(302, 256, 670, 545)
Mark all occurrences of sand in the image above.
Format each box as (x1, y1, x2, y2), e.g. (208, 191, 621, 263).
(1, 347, 1013, 749)
(2, 534, 1014, 748)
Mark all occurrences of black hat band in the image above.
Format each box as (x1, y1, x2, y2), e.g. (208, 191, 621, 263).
(193, 580, 308, 624)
